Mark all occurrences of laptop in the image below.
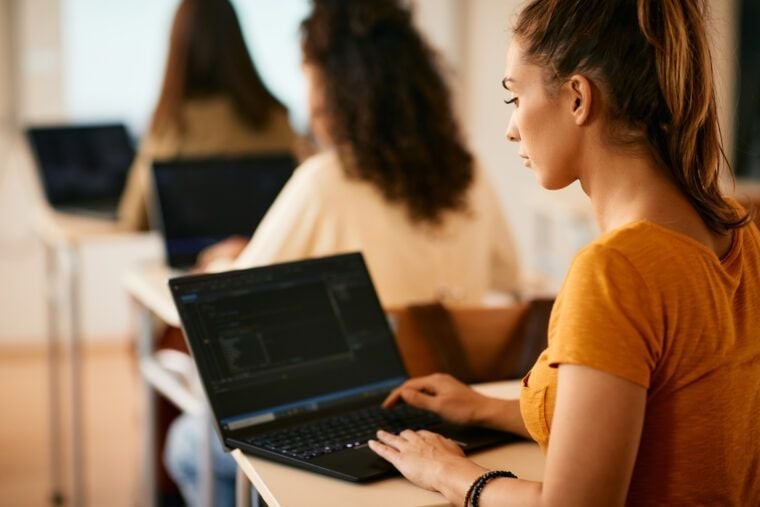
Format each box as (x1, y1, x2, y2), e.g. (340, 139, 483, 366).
(169, 252, 517, 482)
(152, 154, 295, 269)
(26, 123, 135, 219)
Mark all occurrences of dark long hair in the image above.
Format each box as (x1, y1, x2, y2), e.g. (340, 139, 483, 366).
(151, 0, 286, 135)
(515, 0, 750, 234)
(301, 0, 474, 224)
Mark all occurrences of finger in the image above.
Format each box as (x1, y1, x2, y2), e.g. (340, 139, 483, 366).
(368, 439, 400, 466)
(399, 388, 437, 412)
(415, 430, 462, 450)
(382, 374, 444, 408)
(416, 430, 444, 441)
(399, 429, 421, 443)
(196, 250, 210, 268)
(376, 430, 408, 450)
(402, 375, 444, 393)
(382, 386, 404, 409)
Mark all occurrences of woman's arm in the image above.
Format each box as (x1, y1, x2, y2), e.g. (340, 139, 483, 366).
(473, 397, 530, 438)
(373, 365, 646, 506)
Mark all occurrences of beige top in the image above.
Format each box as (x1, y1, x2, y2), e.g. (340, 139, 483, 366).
(216, 149, 520, 308)
(118, 96, 296, 230)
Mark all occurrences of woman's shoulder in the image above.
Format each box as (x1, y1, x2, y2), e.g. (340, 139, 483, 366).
(569, 219, 752, 282)
(574, 221, 685, 264)
(292, 149, 343, 179)
(183, 97, 295, 148)
(283, 149, 349, 198)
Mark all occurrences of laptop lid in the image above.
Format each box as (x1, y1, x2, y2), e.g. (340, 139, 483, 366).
(25, 123, 134, 214)
(152, 154, 295, 269)
(169, 253, 408, 437)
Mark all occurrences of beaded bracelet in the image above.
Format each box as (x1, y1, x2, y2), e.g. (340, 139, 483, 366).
(464, 470, 518, 507)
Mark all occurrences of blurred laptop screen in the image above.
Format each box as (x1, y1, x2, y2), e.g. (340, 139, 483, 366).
(26, 124, 134, 208)
(152, 154, 296, 268)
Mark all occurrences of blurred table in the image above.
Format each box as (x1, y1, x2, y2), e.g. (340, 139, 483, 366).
(34, 209, 128, 507)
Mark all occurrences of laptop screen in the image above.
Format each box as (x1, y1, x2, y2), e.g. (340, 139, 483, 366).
(170, 253, 407, 431)
(26, 124, 134, 206)
(152, 154, 295, 268)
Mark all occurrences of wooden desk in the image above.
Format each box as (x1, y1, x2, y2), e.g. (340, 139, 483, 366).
(122, 262, 180, 327)
(232, 380, 544, 507)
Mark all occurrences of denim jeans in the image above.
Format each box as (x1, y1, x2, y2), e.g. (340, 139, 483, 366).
(164, 413, 238, 507)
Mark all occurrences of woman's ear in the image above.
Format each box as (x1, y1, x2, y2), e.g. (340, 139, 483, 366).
(566, 74, 593, 126)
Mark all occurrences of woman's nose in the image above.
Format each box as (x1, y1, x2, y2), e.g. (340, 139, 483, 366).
(505, 115, 520, 142)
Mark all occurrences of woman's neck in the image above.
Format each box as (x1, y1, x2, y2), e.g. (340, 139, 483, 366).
(578, 145, 732, 257)
(579, 147, 668, 232)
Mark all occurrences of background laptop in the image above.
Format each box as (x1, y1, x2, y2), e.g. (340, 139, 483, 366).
(152, 154, 295, 269)
(26, 123, 135, 219)
(169, 252, 516, 482)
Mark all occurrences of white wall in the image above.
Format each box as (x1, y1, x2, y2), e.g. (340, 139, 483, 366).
(0, 0, 13, 125)
(232, 0, 312, 133)
(0, 134, 48, 341)
(60, 0, 177, 135)
(708, 0, 740, 166)
(14, 0, 65, 123)
(60, 0, 311, 136)
(0, 0, 65, 345)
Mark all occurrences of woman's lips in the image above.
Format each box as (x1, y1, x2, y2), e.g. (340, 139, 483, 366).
(519, 154, 530, 167)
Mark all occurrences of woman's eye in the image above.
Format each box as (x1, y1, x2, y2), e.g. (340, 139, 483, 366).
(504, 97, 518, 106)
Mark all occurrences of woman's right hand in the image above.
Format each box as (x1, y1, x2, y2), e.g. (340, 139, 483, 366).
(194, 235, 249, 273)
(382, 373, 492, 426)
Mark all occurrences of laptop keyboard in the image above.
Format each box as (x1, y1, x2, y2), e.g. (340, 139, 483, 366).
(246, 404, 442, 460)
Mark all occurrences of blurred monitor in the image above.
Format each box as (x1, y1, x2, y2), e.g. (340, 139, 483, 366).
(26, 123, 135, 219)
(152, 154, 296, 269)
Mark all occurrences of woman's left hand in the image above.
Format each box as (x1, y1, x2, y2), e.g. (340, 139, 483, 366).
(368, 429, 481, 492)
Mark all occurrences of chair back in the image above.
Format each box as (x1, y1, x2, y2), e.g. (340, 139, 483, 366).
(389, 299, 554, 382)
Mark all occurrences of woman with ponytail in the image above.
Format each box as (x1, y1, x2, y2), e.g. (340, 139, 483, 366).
(369, 1, 760, 505)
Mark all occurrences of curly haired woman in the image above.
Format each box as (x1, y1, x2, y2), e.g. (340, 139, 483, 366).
(167, 2, 522, 505)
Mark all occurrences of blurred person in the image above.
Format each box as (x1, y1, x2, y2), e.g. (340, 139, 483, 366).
(118, 0, 296, 231)
(124, 1, 295, 504)
(165, 1, 522, 505)
(197, 0, 520, 308)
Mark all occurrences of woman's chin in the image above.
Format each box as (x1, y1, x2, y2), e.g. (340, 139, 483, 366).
(535, 171, 573, 191)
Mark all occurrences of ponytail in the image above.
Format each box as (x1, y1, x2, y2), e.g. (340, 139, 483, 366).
(637, 0, 749, 233)
(515, 0, 751, 234)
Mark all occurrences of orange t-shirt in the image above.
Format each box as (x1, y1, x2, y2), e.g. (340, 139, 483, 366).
(520, 220, 760, 505)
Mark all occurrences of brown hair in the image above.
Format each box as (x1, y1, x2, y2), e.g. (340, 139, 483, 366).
(151, 0, 286, 135)
(301, 0, 473, 224)
(514, 0, 750, 233)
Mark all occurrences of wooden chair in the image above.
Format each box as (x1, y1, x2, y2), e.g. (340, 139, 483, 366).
(388, 299, 554, 383)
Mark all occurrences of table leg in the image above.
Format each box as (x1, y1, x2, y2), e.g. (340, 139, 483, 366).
(235, 465, 252, 507)
(200, 414, 215, 507)
(136, 305, 157, 507)
(67, 245, 86, 506)
(45, 242, 65, 506)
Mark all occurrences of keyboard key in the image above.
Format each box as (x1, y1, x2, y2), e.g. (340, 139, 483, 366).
(247, 404, 442, 460)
